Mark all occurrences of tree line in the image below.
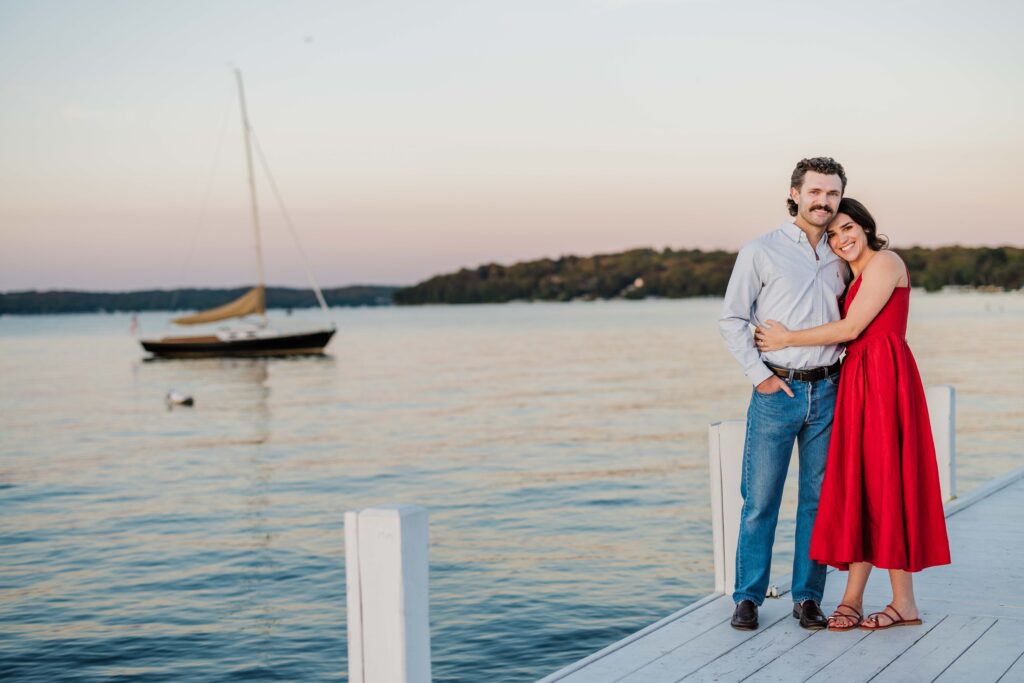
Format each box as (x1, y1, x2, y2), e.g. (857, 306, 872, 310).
(0, 286, 397, 315)
(393, 246, 1024, 305)
(4, 246, 1021, 314)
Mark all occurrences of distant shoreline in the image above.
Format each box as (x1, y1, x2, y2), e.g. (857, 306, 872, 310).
(5, 244, 1023, 314)
(3, 286, 1021, 317)
(0, 285, 398, 316)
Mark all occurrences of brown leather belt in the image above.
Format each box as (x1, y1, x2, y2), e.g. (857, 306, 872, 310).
(767, 361, 841, 382)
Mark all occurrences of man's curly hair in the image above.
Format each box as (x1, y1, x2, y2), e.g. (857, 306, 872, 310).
(787, 157, 847, 216)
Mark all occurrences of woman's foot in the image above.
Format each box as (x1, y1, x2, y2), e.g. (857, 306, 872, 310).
(861, 603, 922, 630)
(827, 602, 863, 631)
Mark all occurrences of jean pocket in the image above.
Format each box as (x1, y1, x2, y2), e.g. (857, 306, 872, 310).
(825, 372, 841, 387)
(754, 381, 789, 397)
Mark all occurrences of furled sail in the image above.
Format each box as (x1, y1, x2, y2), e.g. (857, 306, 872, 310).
(173, 286, 266, 325)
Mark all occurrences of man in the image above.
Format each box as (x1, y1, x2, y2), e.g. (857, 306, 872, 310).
(718, 157, 849, 631)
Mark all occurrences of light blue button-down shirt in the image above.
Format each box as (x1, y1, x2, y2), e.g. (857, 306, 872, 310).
(718, 221, 849, 387)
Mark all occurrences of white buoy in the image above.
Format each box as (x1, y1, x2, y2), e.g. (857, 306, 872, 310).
(166, 390, 194, 407)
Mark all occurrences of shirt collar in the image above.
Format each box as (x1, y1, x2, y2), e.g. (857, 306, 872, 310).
(779, 221, 805, 242)
(779, 220, 830, 249)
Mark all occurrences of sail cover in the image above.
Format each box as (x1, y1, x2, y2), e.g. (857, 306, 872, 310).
(173, 286, 266, 325)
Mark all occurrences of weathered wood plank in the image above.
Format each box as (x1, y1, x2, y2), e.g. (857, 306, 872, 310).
(943, 470, 1024, 519)
(804, 614, 945, 683)
(935, 618, 1024, 682)
(743, 628, 870, 683)
(999, 652, 1024, 683)
(548, 596, 735, 683)
(871, 615, 995, 682)
(682, 610, 814, 682)
(618, 599, 794, 682)
(870, 597, 1023, 621)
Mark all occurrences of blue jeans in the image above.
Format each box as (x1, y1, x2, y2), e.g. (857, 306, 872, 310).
(733, 374, 838, 606)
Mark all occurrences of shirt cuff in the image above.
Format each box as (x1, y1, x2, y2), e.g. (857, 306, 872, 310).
(746, 363, 773, 388)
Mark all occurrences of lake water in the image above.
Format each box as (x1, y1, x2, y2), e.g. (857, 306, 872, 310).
(1, 295, 1022, 682)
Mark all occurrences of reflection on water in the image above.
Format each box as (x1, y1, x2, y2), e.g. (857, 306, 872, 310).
(0, 295, 1022, 682)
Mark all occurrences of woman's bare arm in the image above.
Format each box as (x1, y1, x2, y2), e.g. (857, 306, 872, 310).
(757, 252, 906, 349)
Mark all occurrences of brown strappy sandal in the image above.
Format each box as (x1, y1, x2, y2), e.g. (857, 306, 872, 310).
(860, 604, 923, 630)
(826, 603, 863, 631)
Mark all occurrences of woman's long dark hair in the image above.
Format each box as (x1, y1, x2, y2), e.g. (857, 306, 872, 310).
(836, 197, 888, 250)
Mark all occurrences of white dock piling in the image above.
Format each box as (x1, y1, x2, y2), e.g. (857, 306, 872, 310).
(707, 420, 745, 595)
(344, 504, 432, 683)
(926, 384, 957, 502)
(708, 385, 957, 598)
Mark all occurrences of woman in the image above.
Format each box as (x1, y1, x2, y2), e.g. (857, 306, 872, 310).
(755, 198, 950, 631)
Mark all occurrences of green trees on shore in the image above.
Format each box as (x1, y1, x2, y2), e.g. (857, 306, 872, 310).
(393, 246, 1024, 305)
(898, 247, 1024, 291)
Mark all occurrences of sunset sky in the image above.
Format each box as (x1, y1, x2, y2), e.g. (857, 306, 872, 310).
(1, 0, 1021, 290)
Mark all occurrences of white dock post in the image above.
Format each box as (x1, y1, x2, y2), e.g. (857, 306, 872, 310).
(344, 504, 431, 683)
(708, 420, 745, 596)
(926, 385, 957, 502)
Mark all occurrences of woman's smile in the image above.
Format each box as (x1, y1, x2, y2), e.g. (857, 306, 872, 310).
(827, 213, 868, 263)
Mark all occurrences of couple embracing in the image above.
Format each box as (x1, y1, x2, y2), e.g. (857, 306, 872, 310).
(718, 157, 951, 633)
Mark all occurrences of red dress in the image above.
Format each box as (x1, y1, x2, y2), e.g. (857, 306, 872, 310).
(810, 275, 951, 572)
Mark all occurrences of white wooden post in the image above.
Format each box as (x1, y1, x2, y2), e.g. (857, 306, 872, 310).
(708, 384, 956, 597)
(708, 420, 745, 596)
(345, 504, 431, 683)
(926, 385, 957, 502)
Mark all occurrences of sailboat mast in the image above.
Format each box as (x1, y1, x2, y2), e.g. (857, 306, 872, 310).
(234, 69, 266, 295)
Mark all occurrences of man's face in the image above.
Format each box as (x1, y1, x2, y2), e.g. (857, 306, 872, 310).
(790, 171, 843, 228)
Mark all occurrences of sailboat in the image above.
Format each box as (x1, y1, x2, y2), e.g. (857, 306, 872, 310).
(141, 70, 336, 358)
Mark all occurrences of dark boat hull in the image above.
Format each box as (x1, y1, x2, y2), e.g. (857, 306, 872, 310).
(141, 329, 335, 358)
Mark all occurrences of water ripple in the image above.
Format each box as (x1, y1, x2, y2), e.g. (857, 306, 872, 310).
(1, 296, 1022, 681)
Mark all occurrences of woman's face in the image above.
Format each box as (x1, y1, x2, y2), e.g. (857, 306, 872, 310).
(827, 213, 869, 262)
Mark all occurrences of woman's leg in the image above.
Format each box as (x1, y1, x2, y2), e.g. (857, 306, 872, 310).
(830, 562, 872, 627)
(887, 569, 919, 618)
(863, 569, 920, 628)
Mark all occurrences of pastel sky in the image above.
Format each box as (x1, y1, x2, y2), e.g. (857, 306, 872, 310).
(2, 0, 1021, 290)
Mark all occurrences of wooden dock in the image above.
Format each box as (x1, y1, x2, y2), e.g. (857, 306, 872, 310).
(538, 466, 1024, 683)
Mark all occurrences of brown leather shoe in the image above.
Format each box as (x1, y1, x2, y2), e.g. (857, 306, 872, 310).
(792, 599, 827, 630)
(731, 599, 758, 630)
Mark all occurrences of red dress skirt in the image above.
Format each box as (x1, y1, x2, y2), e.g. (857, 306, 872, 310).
(809, 276, 951, 572)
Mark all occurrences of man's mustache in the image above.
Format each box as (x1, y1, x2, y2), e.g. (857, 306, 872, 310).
(809, 205, 832, 214)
